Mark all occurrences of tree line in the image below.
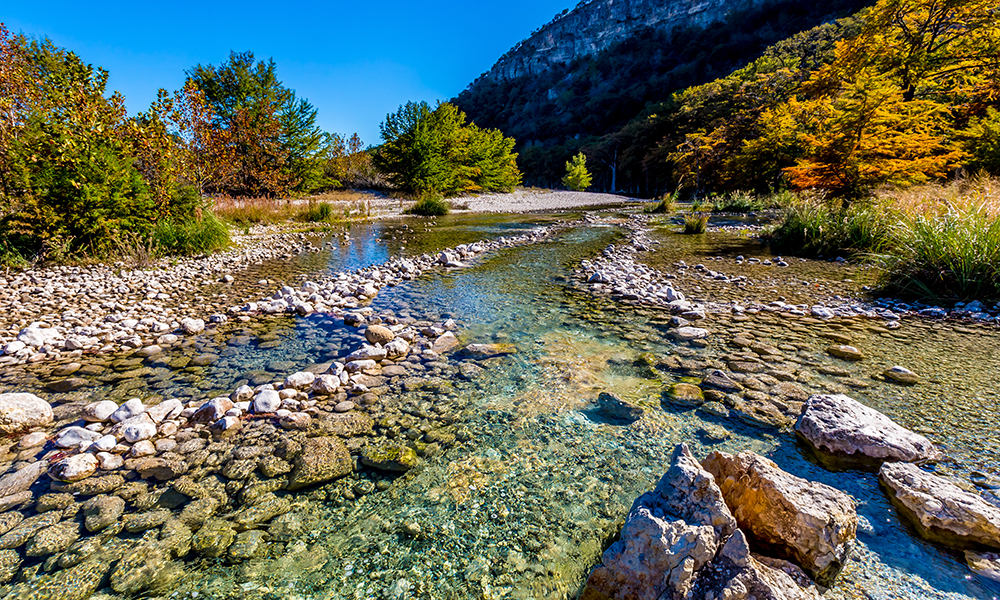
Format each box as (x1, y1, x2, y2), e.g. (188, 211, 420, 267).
(0, 25, 520, 263)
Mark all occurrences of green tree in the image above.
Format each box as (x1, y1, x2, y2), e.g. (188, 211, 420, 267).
(963, 108, 1000, 175)
(562, 152, 592, 191)
(374, 101, 520, 196)
(186, 51, 324, 196)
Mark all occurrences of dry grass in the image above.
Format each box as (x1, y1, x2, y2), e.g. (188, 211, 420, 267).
(875, 176, 1000, 218)
(213, 191, 386, 225)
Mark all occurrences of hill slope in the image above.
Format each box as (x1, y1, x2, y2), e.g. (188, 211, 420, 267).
(454, 0, 873, 191)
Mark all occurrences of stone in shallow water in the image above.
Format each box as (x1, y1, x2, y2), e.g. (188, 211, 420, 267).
(966, 550, 1000, 583)
(667, 382, 705, 406)
(26, 520, 80, 556)
(883, 365, 919, 385)
(361, 442, 419, 472)
(879, 462, 1000, 550)
(287, 436, 353, 490)
(192, 518, 236, 557)
(671, 326, 710, 341)
(826, 345, 863, 361)
(229, 529, 268, 560)
(795, 394, 939, 470)
(702, 450, 857, 587)
(595, 392, 644, 422)
(83, 495, 125, 532)
(365, 324, 395, 345)
(49, 453, 99, 482)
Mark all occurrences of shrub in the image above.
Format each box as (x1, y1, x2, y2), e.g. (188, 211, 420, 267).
(646, 191, 678, 214)
(406, 195, 450, 217)
(563, 152, 592, 191)
(684, 213, 709, 234)
(152, 211, 230, 256)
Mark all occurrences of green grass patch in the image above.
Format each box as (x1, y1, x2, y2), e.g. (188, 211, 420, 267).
(152, 211, 231, 256)
(684, 214, 709, 234)
(406, 195, 450, 216)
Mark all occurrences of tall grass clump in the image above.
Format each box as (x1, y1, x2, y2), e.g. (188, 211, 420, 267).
(875, 181, 1000, 301)
(300, 201, 334, 223)
(405, 194, 450, 217)
(712, 189, 798, 212)
(684, 213, 709, 234)
(646, 191, 678, 214)
(767, 196, 893, 256)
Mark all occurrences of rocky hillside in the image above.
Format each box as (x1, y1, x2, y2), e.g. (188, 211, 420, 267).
(455, 0, 873, 190)
(486, 0, 767, 81)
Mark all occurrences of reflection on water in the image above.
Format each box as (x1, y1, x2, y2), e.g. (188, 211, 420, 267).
(2, 214, 999, 599)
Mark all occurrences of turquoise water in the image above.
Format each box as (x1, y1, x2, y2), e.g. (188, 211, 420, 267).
(3, 215, 1000, 599)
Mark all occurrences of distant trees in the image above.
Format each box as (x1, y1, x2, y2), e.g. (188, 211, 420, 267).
(562, 152, 592, 191)
(373, 101, 521, 197)
(186, 51, 325, 197)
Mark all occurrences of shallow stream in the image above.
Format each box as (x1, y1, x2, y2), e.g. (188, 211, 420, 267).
(3, 211, 1000, 600)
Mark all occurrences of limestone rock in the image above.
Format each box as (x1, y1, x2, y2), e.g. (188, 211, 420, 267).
(431, 331, 460, 354)
(965, 550, 1000, 583)
(702, 450, 857, 586)
(667, 382, 705, 406)
(364, 325, 395, 345)
(826, 345, 863, 361)
(287, 436, 353, 490)
(284, 371, 316, 389)
(0, 392, 53, 434)
(883, 366, 918, 385)
(253, 389, 282, 413)
(795, 394, 939, 470)
(82, 495, 125, 532)
(672, 326, 710, 341)
(82, 400, 118, 422)
(879, 462, 1000, 550)
(192, 518, 236, 557)
(580, 444, 736, 600)
(463, 343, 517, 357)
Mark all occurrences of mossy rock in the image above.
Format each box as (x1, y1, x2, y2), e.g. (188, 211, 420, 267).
(361, 443, 419, 472)
(666, 383, 705, 406)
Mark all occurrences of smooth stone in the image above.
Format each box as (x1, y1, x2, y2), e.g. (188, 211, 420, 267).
(361, 442, 419, 472)
(671, 326, 710, 341)
(880, 462, 1000, 550)
(826, 345, 864, 361)
(595, 392, 643, 422)
(82, 400, 118, 422)
(253, 389, 282, 413)
(795, 394, 940, 470)
(49, 453, 99, 482)
(0, 392, 53, 434)
(109, 398, 146, 423)
(286, 437, 353, 490)
(883, 365, 919, 385)
(364, 325, 395, 345)
(284, 371, 316, 390)
(82, 495, 125, 532)
(667, 383, 705, 406)
(54, 426, 103, 448)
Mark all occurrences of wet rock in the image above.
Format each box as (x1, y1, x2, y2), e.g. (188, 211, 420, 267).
(229, 529, 267, 560)
(146, 399, 183, 422)
(51, 473, 124, 496)
(0, 548, 20, 584)
(667, 383, 705, 406)
(192, 518, 236, 557)
(0, 392, 53, 434)
(580, 444, 736, 600)
(0, 490, 32, 513)
(178, 497, 219, 528)
(965, 550, 1000, 583)
(463, 343, 517, 357)
(595, 392, 644, 422)
(280, 412, 312, 430)
(35, 492, 74, 512)
(796, 394, 939, 470)
(118, 412, 158, 442)
(192, 397, 233, 422)
(703, 451, 857, 586)
(234, 493, 292, 530)
(703, 370, 743, 392)
(124, 508, 171, 533)
(160, 518, 193, 558)
(365, 325, 395, 345)
(18, 430, 47, 449)
(671, 326, 710, 341)
(258, 455, 293, 478)
(13, 554, 113, 599)
(26, 520, 80, 556)
(826, 345, 864, 361)
(311, 374, 341, 395)
(0, 511, 60, 549)
(82, 495, 125, 532)
(134, 457, 188, 480)
(47, 377, 88, 392)
(0, 461, 48, 497)
(361, 442, 419, 472)
(0, 512, 24, 536)
(317, 411, 374, 437)
(287, 436, 353, 490)
(883, 366, 919, 385)
(110, 533, 173, 594)
(385, 337, 410, 358)
(879, 462, 1000, 550)
(49, 453, 99, 482)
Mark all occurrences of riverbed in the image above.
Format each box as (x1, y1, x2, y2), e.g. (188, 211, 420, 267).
(0, 207, 998, 600)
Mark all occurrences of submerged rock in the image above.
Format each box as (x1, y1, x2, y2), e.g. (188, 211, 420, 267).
(364, 325, 395, 345)
(666, 383, 705, 406)
(702, 450, 857, 586)
(361, 442, 419, 472)
(595, 392, 644, 422)
(795, 394, 939, 470)
(826, 345, 864, 361)
(287, 436, 353, 490)
(191, 519, 236, 557)
(879, 462, 1000, 550)
(883, 366, 919, 385)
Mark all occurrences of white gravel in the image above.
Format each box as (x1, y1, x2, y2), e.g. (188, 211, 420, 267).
(453, 190, 640, 213)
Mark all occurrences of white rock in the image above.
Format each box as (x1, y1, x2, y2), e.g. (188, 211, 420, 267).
(18, 431, 48, 449)
(253, 390, 282, 413)
(384, 338, 410, 359)
(311, 374, 341, 395)
(49, 453, 99, 482)
(130, 440, 156, 457)
(3, 340, 26, 355)
(180, 318, 205, 334)
(82, 400, 119, 422)
(284, 371, 316, 390)
(346, 344, 387, 362)
(94, 435, 117, 452)
(97, 452, 124, 470)
(146, 399, 183, 422)
(110, 398, 146, 423)
(119, 413, 157, 443)
(18, 325, 62, 347)
(345, 359, 378, 373)
(54, 426, 102, 449)
(230, 385, 254, 402)
(0, 392, 53, 434)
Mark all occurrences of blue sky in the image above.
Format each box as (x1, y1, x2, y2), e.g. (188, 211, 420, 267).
(4, 1, 571, 145)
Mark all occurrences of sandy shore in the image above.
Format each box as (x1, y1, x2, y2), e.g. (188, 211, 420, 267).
(454, 189, 642, 213)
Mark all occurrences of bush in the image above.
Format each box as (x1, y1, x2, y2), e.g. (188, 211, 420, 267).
(684, 213, 709, 234)
(563, 152, 592, 191)
(405, 195, 450, 217)
(152, 211, 230, 256)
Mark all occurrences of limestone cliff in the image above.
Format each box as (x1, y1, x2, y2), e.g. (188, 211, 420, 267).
(486, 0, 765, 81)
